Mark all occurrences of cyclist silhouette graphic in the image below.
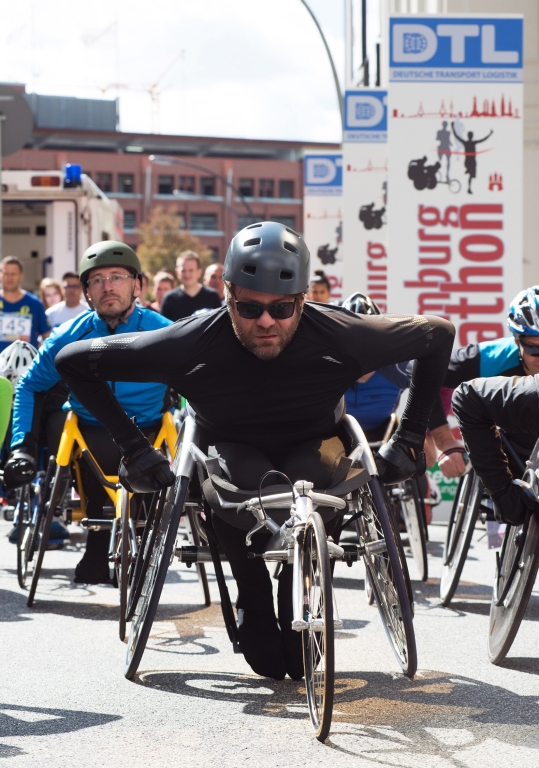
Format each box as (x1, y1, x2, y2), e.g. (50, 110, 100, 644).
(451, 122, 493, 194)
(436, 121, 452, 181)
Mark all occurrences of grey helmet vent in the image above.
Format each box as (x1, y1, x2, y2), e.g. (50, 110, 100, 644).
(242, 264, 256, 275)
(283, 242, 298, 254)
(246, 223, 263, 229)
(244, 238, 261, 247)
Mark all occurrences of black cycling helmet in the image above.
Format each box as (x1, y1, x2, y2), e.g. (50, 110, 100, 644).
(79, 240, 142, 286)
(342, 292, 381, 315)
(223, 221, 310, 295)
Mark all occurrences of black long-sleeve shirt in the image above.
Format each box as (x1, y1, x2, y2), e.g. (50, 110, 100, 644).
(55, 304, 454, 456)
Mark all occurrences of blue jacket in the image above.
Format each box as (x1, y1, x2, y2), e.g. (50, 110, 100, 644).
(345, 363, 408, 431)
(12, 306, 172, 448)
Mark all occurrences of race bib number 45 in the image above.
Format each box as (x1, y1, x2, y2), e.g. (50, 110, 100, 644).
(0, 313, 32, 343)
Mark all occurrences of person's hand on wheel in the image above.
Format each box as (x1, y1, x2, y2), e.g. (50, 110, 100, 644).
(375, 435, 426, 485)
(119, 439, 175, 493)
(4, 447, 37, 489)
(430, 424, 467, 478)
(492, 481, 539, 527)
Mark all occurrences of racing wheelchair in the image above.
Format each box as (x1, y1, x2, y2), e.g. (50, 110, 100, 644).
(367, 412, 430, 583)
(121, 411, 417, 743)
(16, 410, 178, 635)
(440, 431, 526, 607)
(488, 438, 539, 664)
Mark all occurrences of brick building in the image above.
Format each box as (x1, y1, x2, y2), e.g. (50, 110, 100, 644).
(3, 92, 340, 263)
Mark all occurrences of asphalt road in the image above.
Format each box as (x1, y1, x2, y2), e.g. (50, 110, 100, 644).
(1, 516, 539, 767)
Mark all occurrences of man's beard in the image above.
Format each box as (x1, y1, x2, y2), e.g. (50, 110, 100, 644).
(229, 309, 302, 360)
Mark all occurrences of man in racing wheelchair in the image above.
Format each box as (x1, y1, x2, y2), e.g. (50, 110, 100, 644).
(4, 241, 172, 584)
(55, 221, 454, 678)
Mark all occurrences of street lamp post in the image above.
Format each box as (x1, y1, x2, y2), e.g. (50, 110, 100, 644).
(299, 0, 344, 125)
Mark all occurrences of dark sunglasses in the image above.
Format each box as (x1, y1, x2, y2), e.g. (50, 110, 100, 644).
(520, 342, 539, 357)
(234, 298, 297, 320)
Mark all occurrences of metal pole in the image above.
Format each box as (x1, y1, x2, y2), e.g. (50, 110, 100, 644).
(299, 0, 344, 125)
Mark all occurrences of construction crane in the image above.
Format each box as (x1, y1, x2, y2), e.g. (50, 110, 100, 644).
(100, 50, 185, 134)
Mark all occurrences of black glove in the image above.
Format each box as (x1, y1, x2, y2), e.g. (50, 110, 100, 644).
(375, 435, 426, 486)
(119, 439, 175, 493)
(491, 481, 539, 527)
(4, 448, 37, 489)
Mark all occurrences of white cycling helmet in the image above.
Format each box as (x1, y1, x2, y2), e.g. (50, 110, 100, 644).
(0, 340, 38, 393)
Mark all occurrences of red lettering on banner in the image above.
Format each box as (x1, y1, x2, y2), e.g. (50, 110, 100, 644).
(367, 241, 387, 311)
(328, 275, 343, 300)
(459, 322, 505, 345)
(408, 204, 506, 343)
(459, 234, 504, 262)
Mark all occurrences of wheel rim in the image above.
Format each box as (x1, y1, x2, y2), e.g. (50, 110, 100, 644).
(304, 525, 325, 725)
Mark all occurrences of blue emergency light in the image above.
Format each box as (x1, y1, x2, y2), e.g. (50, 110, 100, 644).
(63, 163, 82, 188)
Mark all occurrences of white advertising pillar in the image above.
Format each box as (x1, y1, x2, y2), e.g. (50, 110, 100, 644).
(388, 14, 523, 345)
(303, 153, 344, 302)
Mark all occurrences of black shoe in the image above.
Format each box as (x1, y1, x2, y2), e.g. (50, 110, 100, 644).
(236, 608, 287, 680)
(74, 554, 111, 584)
(74, 529, 111, 584)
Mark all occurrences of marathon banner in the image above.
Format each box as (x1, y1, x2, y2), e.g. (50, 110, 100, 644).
(303, 154, 344, 302)
(387, 15, 523, 344)
(342, 90, 388, 310)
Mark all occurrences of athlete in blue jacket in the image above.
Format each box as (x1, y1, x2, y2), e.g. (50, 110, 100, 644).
(4, 241, 172, 583)
(428, 288, 537, 478)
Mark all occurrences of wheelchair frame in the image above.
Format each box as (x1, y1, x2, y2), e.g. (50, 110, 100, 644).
(123, 412, 417, 743)
(20, 410, 177, 618)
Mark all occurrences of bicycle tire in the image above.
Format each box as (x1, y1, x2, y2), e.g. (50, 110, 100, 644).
(118, 487, 130, 642)
(488, 514, 539, 664)
(440, 471, 482, 607)
(125, 491, 164, 622)
(400, 479, 428, 582)
(124, 478, 187, 680)
(356, 478, 417, 677)
(16, 484, 33, 589)
(302, 511, 334, 743)
(27, 461, 65, 608)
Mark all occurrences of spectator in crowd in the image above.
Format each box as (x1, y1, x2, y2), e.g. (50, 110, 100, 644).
(161, 251, 221, 321)
(203, 263, 225, 305)
(150, 271, 176, 312)
(307, 270, 332, 303)
(45, 272, 89, 328)
(40, 278, 63, 309)
(0, 257, 50, 352)
(136, 272, 152, 308)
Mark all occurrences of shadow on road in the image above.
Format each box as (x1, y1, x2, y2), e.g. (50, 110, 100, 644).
(0, 703, 120, 739)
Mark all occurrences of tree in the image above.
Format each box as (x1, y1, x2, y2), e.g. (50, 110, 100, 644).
(136, 207, 214, 276)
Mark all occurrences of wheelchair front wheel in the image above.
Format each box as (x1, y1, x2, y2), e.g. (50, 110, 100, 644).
(440, 471, 482, 606)
(117, 487, 131, 642)
(488, 514, 539, 664)
(302, 511, 334, 743)
(27, 459, 66, 608)
(16, 483, 34, 589)
(124, 479, 187, 680)
(356, 478, 417, 677)
(400, 479, 428, 582)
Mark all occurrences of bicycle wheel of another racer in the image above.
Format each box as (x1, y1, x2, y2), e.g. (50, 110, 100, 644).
(400, 479, 428, 582)
(356, 478, 417, 677)
(124, 479, 187, 680)
(440, 471, 482, 607)
(302, 511, 334, 743)
(488, 513, 539, 664)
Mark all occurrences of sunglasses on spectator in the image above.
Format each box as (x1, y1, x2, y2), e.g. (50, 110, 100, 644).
(233, 297, 297, 320)
(63, 283, 81, 290)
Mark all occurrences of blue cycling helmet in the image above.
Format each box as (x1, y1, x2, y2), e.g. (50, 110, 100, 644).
(507, 286, 539, 337)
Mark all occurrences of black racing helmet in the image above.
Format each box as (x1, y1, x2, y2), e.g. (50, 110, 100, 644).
(223, 221, 310, 295)
(342, 292, 381, 316)
(79, 240, 142, 286)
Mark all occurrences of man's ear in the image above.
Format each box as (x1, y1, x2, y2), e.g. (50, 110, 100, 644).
(133, 277, 142, 298)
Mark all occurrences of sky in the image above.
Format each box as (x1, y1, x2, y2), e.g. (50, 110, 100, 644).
(0, 0, 345, 142)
